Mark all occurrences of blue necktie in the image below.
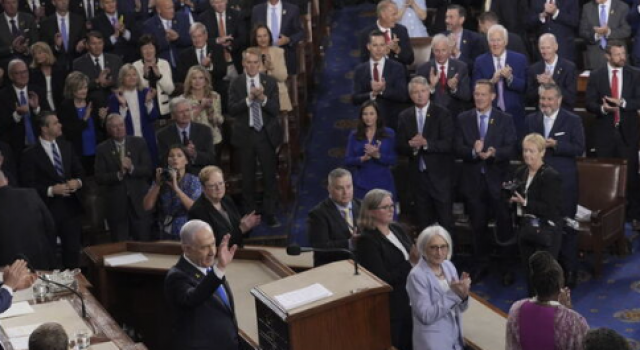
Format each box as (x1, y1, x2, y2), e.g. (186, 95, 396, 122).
(270, 7, 279, 45)
(10, 19, 20, 38)
(496, 58, 506, 111)
(599, 4, 607, 49)
(250, 79, 263, 131)
(20, 91, 36, 145)
(479, 114, 488, 140)
(51, 142, 65, 178)
(216, 285, 230, 308)
(60, 17, 69, 51)
(417, 108, 426, 171)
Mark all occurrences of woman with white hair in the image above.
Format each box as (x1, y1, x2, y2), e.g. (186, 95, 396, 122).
(406, 225, 471, 350)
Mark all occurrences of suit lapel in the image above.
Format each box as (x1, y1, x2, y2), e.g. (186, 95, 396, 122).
(36, 143, 59, 179)
(177, 257, 234, 314)
(325, 199, 351, 234)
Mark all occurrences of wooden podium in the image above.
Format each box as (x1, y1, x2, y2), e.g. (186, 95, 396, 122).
(251, 260, 393, 350)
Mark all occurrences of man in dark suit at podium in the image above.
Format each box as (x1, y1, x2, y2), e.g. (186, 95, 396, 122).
(165, 219, 239, 350)
(308, 168, 361, 267)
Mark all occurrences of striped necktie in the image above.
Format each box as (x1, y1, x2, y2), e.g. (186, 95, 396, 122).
(51, 142, 65, 178)
(250, 79, 263, 131)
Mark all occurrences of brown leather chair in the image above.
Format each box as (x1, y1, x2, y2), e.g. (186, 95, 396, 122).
(576, 157, 628, 277)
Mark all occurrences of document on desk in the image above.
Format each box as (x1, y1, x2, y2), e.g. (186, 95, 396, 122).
(105, 253, 148, 266)
(9, 335, 29, 350)
(0, 302, 34, 319)
(274, 283, 333, 311)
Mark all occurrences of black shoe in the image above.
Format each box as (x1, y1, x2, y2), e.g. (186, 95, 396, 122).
(565, 271, 578, 289)
(502, 271, 515, 286)
(265, 215, 281, 228)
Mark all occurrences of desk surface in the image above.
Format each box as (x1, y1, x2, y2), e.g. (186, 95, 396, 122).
(463, 292, 507, 350)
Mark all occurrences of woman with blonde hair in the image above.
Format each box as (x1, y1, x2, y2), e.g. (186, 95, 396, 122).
(29, 41, 65, 111)
(181, 66, 224, 146)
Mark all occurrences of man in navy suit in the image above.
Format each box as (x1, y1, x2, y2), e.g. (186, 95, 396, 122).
(353, 30, 407, 130)
(444, 4, 484, 70)
(579, 0, 631, 70)
(90, 0, 139, 63)
(397, 76, 454, 232)
(455, 79, 517, 284)
(416, 34, 471, 118)
(20, 111, 84, 268)
(526, 34, 577, 109)
(0, 259, 35, 314)
(251, 0, 304, 74)
(586, 41, 640, 228)
(473, 24, 528, 139)
(477, 12, 530, 60)
(164, 220, 239, 350)
(525, 83, 585, 287)
(117, 0, 150, 21)
(527, 0, 579, 62)
(142, 0, 192, 70)
(39, 0, 88, 71)
(359, 0, 414, 67)
(627, 0, 640, 66)
(198, 0, 246, 75)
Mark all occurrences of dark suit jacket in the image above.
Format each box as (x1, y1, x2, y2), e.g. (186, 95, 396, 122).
(197, 8, 246, 72)
(446, 29, 484, 70)
(0, 141, 17, 185)
(455, 108, 517, 199)
(415, 59, 471, 117)
(90, 12, 139, 63)
(39, 12, 87, 70)
(586, 65, 640, 151)
(0, 284, 11, 313)
(29, 66, 65, 111)
(0, 185, 56, 270)
(188, 195, 245, 248)
(489, 0, 530, 38)
(513, 163, 564, 226)
(164, 256, 239, 350)
(527, 0, 579, 62)
(94, 136, 152, 222)
(156, 122, 216, 173)
(228, 73, 281, 148)
(359, 23, 414, 66)
(18, 0, 55, 19)
(117, 0, 150, 21)
(69, 0, 102, 22)
(20, 138, 84, 219)
(251, 1, 304, 73)
(526, 57, 577, 109)
(58, 98, 105, 156)
(628, 0, 640, 64)
(73, 53, 123, 108)
(579, 0, 631, 69)
(0, 84, 49, 159)
(0, 13, 38, 60)
(142, 13, 192, 67)
(307, 197, 361, 266)
(176, 43, 226, 86)
(525, 109, 584, 216)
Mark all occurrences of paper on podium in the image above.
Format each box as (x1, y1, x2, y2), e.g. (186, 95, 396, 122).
(274, 283, 333, 310)
(9, 336, 29, 350)
(104, 253, 149, 266)
(0, 300, 92, 338)
(0, 302, 34, 319)
(91, 341, 120, 350)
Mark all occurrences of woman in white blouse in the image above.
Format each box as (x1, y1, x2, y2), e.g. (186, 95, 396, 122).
(108, 64, 159, 163)
(133, 34, 175, 119)
(180, 66, 224, 147)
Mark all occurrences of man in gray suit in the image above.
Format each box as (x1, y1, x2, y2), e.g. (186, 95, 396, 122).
(95, 114, 152, 242)
(156, 97, 216, 175)
(72, 30, 122, 108)
(0, 0, 38, 62)
(579, 0, 631, 69)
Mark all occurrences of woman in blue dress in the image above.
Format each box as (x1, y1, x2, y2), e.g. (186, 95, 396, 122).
(393, 0, 429, 38)
(345, 101, 397, 200)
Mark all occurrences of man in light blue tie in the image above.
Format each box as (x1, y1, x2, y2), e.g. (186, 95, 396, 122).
(579, 0, 630, 69)
(164, 219, 240, 350)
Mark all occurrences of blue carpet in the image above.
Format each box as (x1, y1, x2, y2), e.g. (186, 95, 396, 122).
(289, 4, 640, 347)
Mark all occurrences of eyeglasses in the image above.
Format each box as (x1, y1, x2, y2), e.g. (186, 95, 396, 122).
(204, 182, 226, 189)
(375, 204, 395, 211)
(428, 245, 449, 252)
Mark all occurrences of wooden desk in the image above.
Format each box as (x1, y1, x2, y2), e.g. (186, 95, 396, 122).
(83, 242, 295, 350)
(0, 274, 141, 350)
(243, 245, 313, 271)
(463, 292, 508, 350)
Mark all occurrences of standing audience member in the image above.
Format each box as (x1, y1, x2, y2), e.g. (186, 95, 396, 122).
(526, 34, 577, 110)
(345, 101, 397, 200)
(228, 48, 281, 227)
(142, 0, 192, 70)
(198, 0, 246, 76)
(585, 41, 640, 230)
(70, 0, 101, 23)
(506, 251, 589, 350)
(156, 97, 216, 174)
(189, 166, 260, 248)
(20, 111, 84, 268)
(95, 114, 153, 242)
(0, 142, 18, 185)
(176, 22, 226, 92)
(357, 189, 418, 350)
(579, 0, 630, 70)
(397, 76, 454, 232)
(359, 0, 414, 67)
(251, 23, 293, 113)
(91, 0, 139, 63)
(39, 0, 87, 71)
(628, 0, 640, 67)
(392, 0, 428, 38)
(19, 0, 55, 23)
(143, 144, 202, 239)
(444, 5, 484, 69)
(0, 170, 56, 270)
(181, 66, 224, 150)
(476, 12, 529, 60)
(526, 0, 579, 62)
(29, 42, 65, 112)
(455, 80, 517, 285)
(481, 0, 529, 41)
(353, 29, 408, 130)
(584, 328, 632, 350)
(164, 220, 240, 350)
(406, 226, 470, 350)
(28, 323, 69, 350)
(307, 168, 361, 267)
(1, 259, 36, 314)
(108, 64, 159, 163)
(526, 83, 585, 288)
(133, 35, 175, 119)
(0, 0, 39, 62)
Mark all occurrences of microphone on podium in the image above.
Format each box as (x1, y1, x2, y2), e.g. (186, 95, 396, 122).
(286, 244, 360, 275)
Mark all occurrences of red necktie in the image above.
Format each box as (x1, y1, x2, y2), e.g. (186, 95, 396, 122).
(439, 65, 446, 93)
(384, 30, 391, 43)
(373, 62, 380, 82)
(611, 69, 620, 126)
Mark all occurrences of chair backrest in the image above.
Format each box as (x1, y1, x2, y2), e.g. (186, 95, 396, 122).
(577, 157, 627, 210)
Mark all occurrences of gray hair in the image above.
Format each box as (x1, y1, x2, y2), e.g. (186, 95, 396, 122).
(487, 24, 508, 45)
(7, 58, 26, 75)
(416, 225, 453, 260)
(327, 168, 352, 187)
(180, 219, 213, 246)
(105, 113, 125, 127)
(28, 322, 69, 350)
(169, 96, 190, 114)
(376, 0, 396, 17)
(357, 189, 393, 230)
(408, 75, 430, 93)
(538, 33, 558, 46)
(431, 34, 451, 50)
(538, 83, 562, 98)
(189, 22, 207, 36)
